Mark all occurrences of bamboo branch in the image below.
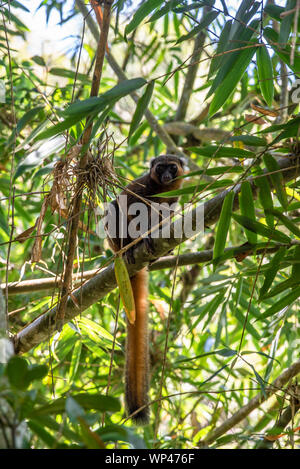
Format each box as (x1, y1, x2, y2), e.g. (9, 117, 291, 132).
(12, 154, 299, 354)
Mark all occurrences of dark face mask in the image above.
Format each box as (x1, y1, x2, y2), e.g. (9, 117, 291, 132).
(156, 164, 178, 184)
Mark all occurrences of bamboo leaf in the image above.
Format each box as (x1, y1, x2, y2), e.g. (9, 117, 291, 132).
(64, 78, 147, 116)
(230, 0, 259, 39)
(129, 120, 149, 147)
(264, 4, 284, 22)
(29, 394, 120, 417)
(129, 80, 154, 142)
(35, 113, 87, 141)
(215, 303, 227, 347)
(264, 153, 288, 210)
(208, 20, 232, 77)
(209, 42, 257, 116)
(36, 78, 147, 141)
(6, 356, 28, 389)
(63, 96, 105, 116)
(7, 105, 44, 146)
(147, 0, 182, 23)
(27, 421, 58, 448)
(254, 170, 274, 228)
(257, 285, 300, 321)
(259, 247, 286, 300)
(234, 308, 261, 340)
(180, 166, 244, 179)
(232, 213, 291, 243)
(260, 115, 300, 134)
(229, 135, 267, 146)
(266, 208, 300, 238)
(16, 106, 44, 134)
(114, 256, 136, 324)
(176, 11, 219, 44)
(200, 364, 229, 386)
(239, 181, 257, 244)
(264, 27, 300, 75)
(2, 7, 29, 31)
(279, 0, 296, 46)
(256, 45, 274, 107)
(272, 124, 300, 144)
(125, 0, 165, 36)
(69, 339, 82, 383)
(189, 145, 255, 159)
(173, 2, 208, 14)
(49, 67, 91, 83)
(29, 416, 80, 443)
(252, 366, 267, 398)
(291, 245, 300, 282)
(263, 277, 295, 300)
(213, 190, 235, 264)
(79, 317, 116, 344)
(207, 19, 259, 99)
(155, 179, 232, 197)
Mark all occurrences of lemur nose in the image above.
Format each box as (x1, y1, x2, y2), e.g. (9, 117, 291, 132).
(162, 173, 172, 183)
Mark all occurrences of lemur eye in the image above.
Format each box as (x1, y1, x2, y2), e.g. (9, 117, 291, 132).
(169, 164, 178, 173)
(155, 164, 164, 174)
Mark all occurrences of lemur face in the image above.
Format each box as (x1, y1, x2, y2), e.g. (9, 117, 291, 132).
(150, 155, 185, 185)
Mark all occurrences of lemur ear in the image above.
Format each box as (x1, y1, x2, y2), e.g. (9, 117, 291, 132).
(150, 157, 157, 167)
(178, 157, 188, 170)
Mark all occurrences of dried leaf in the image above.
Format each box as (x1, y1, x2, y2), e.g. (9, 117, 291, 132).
(245, 114, 267, 125)
(14, 223, 37, 243)
(251, 103, 278, 117)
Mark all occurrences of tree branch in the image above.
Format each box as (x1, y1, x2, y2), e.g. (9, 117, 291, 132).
(174, 29, 206, 122)
(256, 396, 300, 449)
(200, 358, 300, 447)
(12, 154, 299, 354)
(163, 122, 231, 143)
(3, 242, 294, 296)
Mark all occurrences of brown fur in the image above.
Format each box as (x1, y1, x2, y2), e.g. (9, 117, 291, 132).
(125, 268, 149, 424)
(107, 155, 184, 424)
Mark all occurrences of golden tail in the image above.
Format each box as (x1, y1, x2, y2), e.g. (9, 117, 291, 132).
(125, 268, 149, 425)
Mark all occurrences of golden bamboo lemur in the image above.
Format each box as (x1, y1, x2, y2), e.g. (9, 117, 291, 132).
(107, 155, 184, 424)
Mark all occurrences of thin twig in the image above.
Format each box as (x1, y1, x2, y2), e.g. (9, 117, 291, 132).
(56, 0, 113, 330)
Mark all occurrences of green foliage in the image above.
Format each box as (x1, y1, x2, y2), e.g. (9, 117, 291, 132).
(0, 0, 299, 450)
(0, 356, 136, 449)
(256, 45, 274, 107)
(239, 181, 257, 245)
(213, 190, 234, 264)
(128, 80, 155, 142)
